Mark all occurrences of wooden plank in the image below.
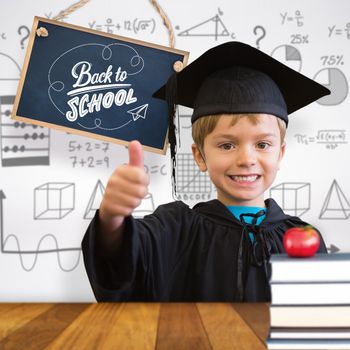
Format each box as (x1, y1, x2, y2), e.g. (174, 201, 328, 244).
(46, 303, 159, 350)
(156, 303, 211, 350)
(197, 303, 266, 350)
(44, 303, 124, 349)
(106, 303, 160, 350)
(0, 303, 89, 350)
(0, 303, 53, 339)
(233, 303, 270, 343)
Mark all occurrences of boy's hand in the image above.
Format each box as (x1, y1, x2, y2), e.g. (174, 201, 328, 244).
(99, 140, 150, 229)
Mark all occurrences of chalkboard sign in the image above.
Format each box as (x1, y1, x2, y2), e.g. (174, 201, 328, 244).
(12, 17, 189, 154)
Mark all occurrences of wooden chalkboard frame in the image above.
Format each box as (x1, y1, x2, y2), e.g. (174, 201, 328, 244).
(12, 17, 189, 154)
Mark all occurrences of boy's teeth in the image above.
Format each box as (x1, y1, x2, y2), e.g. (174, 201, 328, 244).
(231, 175, 258, 182)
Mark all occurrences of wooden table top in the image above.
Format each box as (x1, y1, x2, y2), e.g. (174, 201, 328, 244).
(0, 303, 269, 349)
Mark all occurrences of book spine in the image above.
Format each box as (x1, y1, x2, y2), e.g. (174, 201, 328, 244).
(270, 282, 350, 305)
(270, 261, 350, 283)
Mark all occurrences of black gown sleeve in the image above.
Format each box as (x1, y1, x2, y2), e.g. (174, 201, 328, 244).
(81, 201, 195, 302)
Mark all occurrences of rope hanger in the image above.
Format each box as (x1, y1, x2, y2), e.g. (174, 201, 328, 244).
(37, 0, 176, 49)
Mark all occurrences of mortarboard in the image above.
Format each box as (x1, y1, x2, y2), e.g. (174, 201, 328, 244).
(154, 41, 330, 123)
(153, 41, 331, 194)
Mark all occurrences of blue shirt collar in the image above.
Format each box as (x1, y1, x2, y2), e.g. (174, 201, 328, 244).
(226, 205, 266, 225)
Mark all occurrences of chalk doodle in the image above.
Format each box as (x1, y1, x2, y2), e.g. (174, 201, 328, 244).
(294, 129, 347, 150)
(0, 189, 81, 272)
(177, 12, 233, 40)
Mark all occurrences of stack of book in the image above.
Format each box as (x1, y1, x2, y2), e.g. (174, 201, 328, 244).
(266, 253, 350, 350)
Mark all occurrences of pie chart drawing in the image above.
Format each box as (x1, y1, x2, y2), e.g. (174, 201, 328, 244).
(271, 45, 302, 72)
(314, 68, 348, 106)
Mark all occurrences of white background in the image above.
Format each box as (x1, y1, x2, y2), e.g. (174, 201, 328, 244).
(0, 0, 349, 301)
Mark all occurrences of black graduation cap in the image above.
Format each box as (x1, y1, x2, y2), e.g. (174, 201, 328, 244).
(153, 41, 331, 194)
(154, 41, 330, 122)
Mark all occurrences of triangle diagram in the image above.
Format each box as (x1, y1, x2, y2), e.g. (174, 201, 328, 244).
(319, 179, 350, 219)
(84, 180, 105, 219)
(178, 14, 229, 37)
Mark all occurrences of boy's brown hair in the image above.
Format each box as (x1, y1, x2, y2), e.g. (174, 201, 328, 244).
(192, 114, 287, 154)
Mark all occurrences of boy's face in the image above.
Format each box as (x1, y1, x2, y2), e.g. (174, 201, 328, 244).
(192, 114, 285, 207)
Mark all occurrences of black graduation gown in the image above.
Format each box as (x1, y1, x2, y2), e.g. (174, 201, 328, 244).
(82, 198, 327, 302)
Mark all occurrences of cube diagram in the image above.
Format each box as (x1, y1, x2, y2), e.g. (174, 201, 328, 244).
(34, 182, 75, 219)
(270, 182, 310, 217)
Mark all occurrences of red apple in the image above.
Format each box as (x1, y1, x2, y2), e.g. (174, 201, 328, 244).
(283, 226, 320, 257)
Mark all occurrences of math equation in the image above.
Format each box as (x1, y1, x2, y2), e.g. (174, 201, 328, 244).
(294, 129, 347, 149)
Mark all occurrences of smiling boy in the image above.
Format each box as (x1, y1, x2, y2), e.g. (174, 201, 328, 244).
(192, 114, 285, 208)
(82, 42, 330, 302)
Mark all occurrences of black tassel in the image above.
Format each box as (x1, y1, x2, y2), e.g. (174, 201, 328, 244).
(165, 72, 178, 199)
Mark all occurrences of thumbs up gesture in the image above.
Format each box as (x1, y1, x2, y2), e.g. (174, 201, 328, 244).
(99, 140, 150, 229)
